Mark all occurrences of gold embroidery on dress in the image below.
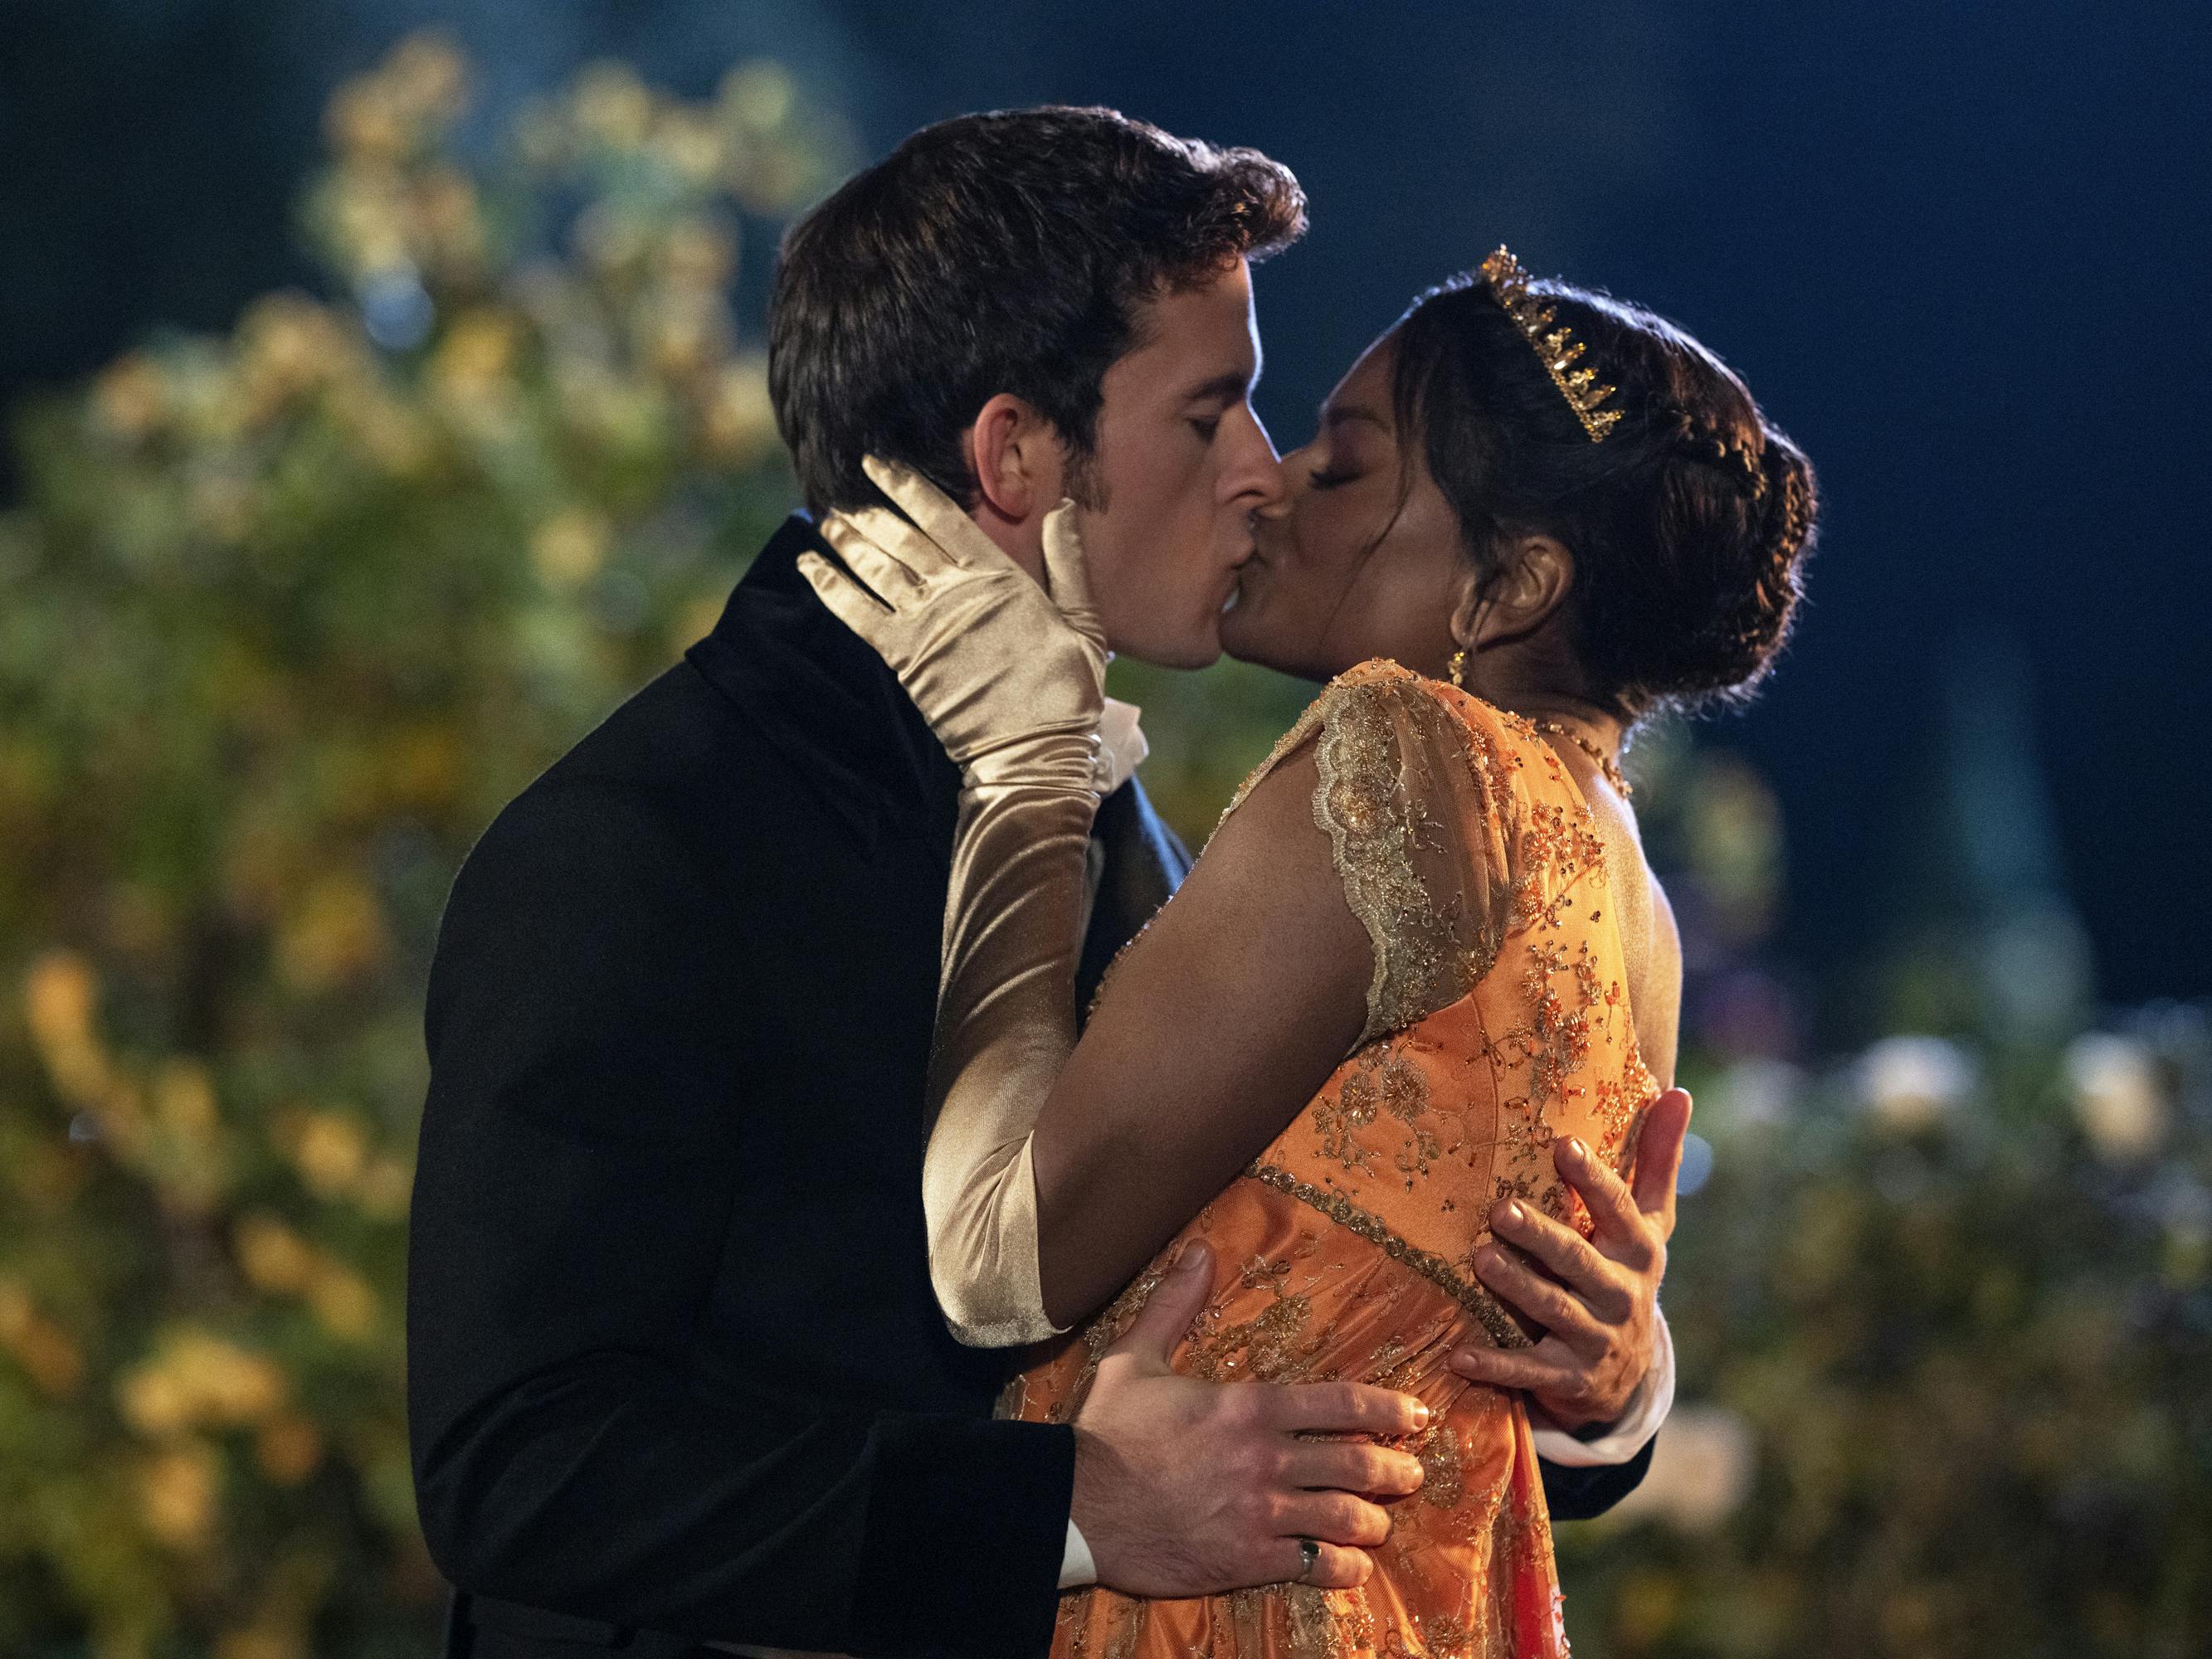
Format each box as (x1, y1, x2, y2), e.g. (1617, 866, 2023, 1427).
(1312, 681, 1484, 1044)
(1220, 662, 1507, 1048)
(1420, 1611, 1478, 1659)
(1246, 1163, 1528, 1351)
(1184, 1240, 1328, 1384)
(1414, 1418, 1469, 1512)
(1285, 1583, 1366, 1659)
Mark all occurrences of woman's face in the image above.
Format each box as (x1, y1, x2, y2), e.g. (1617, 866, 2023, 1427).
(1220, 330, 1470, 683)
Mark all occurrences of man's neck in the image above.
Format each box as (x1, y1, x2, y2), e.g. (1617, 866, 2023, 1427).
(967, 504, 1048, 586)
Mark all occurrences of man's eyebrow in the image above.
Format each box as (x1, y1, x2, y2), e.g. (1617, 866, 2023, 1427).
(1182, 365, 1259, 404)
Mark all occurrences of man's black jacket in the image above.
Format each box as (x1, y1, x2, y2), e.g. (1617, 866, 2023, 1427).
(406, 515, 1652, 1659)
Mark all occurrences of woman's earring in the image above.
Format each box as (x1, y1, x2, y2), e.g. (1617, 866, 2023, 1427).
(1447, 649, 1467, 688)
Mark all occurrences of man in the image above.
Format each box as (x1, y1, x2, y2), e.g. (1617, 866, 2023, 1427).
(407, 106, 1674, 1659)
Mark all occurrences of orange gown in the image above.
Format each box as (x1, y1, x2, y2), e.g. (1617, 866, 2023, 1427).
(1002, 660, 1658, 1659)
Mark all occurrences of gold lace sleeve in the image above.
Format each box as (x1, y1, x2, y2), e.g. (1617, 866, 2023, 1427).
(1220, 661, 1517, 1047)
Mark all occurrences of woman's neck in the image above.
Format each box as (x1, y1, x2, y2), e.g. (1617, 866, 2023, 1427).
(1454, 649, 1627, 757)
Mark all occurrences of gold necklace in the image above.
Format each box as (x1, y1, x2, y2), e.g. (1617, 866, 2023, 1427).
(1527, 718, 1633, 798)
(1444, 653, 1634, 797)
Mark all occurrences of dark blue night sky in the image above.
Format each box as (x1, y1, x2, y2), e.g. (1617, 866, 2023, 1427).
(6, 0, 2204, 1010)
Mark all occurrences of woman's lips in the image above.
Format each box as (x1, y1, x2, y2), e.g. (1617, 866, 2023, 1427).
(1220, 555, 1262, 614)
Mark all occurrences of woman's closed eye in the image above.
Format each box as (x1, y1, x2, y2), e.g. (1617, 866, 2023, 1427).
(1308, 462, 1360, 490)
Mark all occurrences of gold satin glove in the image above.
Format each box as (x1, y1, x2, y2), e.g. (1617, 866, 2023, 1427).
(799, 455, 1106, 1345)
(801, 456, 1107, 793)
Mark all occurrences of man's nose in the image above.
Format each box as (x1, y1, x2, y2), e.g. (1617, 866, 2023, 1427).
(1222, 407, 1285, 513)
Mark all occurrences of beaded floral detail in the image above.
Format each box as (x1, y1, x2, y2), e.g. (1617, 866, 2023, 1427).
(1223, 660, 1507, 1048)
(1246, 1161, 1530, 1352)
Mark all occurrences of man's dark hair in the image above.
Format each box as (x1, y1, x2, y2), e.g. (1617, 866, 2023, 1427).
(768, 106, 1305, 514)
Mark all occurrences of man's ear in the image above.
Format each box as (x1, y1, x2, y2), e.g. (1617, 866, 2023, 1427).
(1468, 533, 1576, 650)
(966, 393, 1065, 530)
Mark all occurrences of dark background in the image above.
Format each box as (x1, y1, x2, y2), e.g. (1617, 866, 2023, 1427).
(7, 0, 2204, 1014)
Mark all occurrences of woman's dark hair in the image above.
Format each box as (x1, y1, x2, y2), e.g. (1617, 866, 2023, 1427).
(1391, 271, 1818, 717)
(770, 106, 1305, 514)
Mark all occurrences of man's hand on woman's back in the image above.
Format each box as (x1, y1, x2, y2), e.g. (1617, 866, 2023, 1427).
(1068, 1240, 1430, 1596)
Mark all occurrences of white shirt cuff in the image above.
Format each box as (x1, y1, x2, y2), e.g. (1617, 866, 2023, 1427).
(1528, 1305, 1676, 1467)
(1059, 1515, 1098, 1589)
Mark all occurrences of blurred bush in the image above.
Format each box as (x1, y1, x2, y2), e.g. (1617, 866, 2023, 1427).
(1556, 1006, 2212, 1657)
(0, 33, 842, 1657)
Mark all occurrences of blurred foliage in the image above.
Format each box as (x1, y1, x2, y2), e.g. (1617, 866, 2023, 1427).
(0, 32, 842, 1657)
(1540, 741, 2212, 1657)
(1556, 1005, 2212, 1658)
(1, 26, 2205, 1659)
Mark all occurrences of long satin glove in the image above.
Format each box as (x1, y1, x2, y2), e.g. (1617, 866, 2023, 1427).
(798, 456, 1107, 1345)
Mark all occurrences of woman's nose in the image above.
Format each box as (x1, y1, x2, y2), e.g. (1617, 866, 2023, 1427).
(1255, 440, 1316, 519)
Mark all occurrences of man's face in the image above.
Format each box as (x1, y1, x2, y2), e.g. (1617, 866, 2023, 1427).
(1074, 259, 1283, 669)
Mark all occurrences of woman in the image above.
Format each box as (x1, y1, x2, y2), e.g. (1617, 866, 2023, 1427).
(804, 249, 1816, 1656)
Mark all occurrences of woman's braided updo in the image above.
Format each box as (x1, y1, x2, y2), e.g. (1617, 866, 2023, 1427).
(1391, 271, 1818, 717)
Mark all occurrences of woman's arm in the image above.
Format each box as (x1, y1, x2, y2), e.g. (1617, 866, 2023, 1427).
(1026, 740, 1371, 1325)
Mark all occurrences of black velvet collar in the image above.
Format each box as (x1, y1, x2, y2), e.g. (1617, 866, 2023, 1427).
(685, 513, 960, 852)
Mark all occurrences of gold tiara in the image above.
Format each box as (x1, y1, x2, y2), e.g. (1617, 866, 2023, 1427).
(1480, 246, 1620, 443)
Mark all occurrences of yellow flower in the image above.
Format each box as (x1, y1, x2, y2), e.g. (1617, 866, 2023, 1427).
(177, 1331, 288, 1424)
(92, 353, 169, 442)
(26, 948, 98, 1062)
(356, 1156, 417, 1222)
(573, 61, 652, 148)
(532, 508, 612, 589)
(118, 1366, 194, 1438)
(431, 309, 520, 407)
(307, 1262, 379, 1342)
(655, 111, 726, 187)
(154, 1060, 220, 1140)
(0, 1280, 85, 1398)
(720, 61, 795, 132)
(138, 1443, 220, 1551)
(25, 951, 130, 1125)
(285, 1109, 370, 1199)
(324, 80, 407, 163)
(236, 294, 350, 425)
(256, 1414, 325, 1486)
(233, 1213, 318, 1295)
(385, 31, 467, 125)
(275, 873, 391, 992)
(661, 219, 736, 290)
(118, 1329, 287, 1436)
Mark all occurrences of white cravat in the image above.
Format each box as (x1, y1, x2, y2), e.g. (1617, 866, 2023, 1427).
(1094, 696, 1149, 795)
